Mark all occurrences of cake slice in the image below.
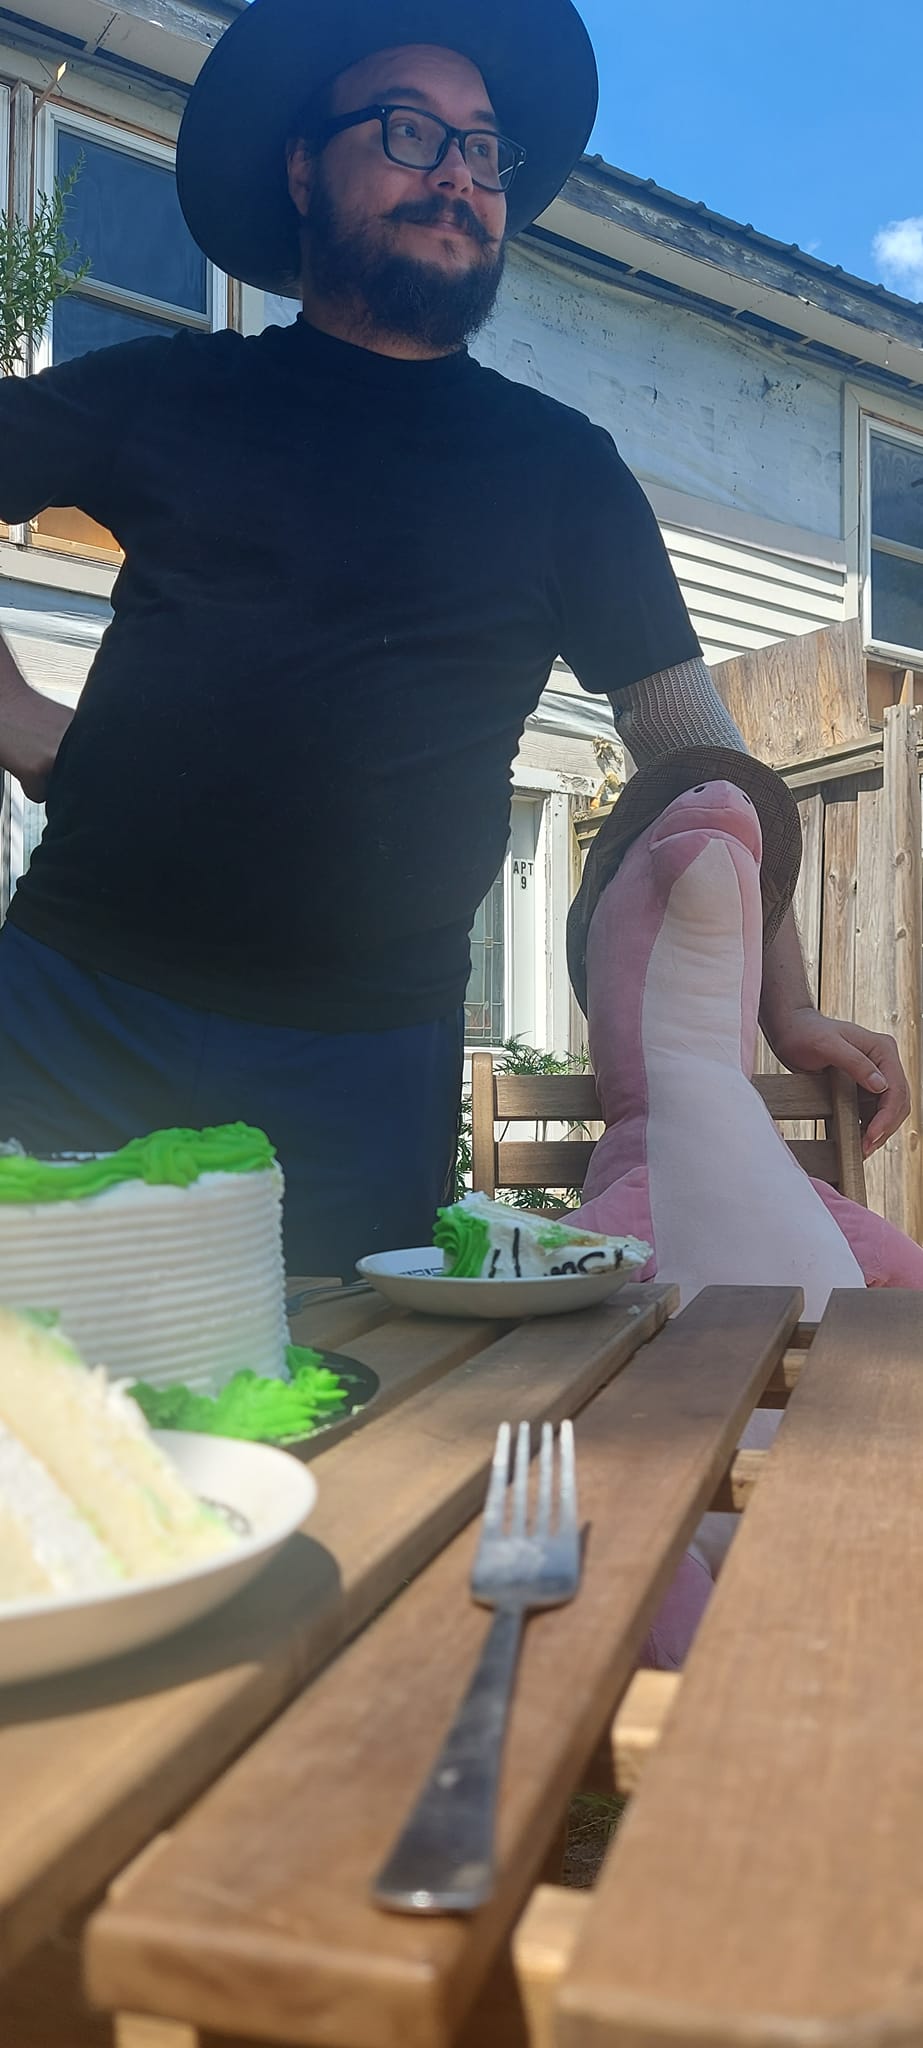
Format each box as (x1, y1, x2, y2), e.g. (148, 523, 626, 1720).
(434, 1193, 652, 1280)
(0, 1308, 235, 1604)
(0, 1423, 122, 1600)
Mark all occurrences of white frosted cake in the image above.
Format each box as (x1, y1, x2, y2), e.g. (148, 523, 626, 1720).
(434, 1192, 651, 1279)
(0, 1124, 289, 1394)
(0, 1306, 234, 1603)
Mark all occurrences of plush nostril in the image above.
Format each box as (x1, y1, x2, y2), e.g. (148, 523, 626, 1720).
(693, 784, 706, 793)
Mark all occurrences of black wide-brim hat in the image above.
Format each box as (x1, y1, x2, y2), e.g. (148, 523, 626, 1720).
(177, 0, 599, 295)
(567, 747, 803, 1016)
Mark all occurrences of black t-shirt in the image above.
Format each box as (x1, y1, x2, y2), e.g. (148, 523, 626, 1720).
(0, 319, 700, 1030)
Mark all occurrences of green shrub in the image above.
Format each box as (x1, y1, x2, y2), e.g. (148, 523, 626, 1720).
(0, 162, 89, 379)
(455, 1035, 591, 1208)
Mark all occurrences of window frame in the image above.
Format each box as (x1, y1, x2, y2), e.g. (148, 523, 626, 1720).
(464, 795, 549, 1054)
(33, 101, 227, 375)
(858, 402, 923, 664)
(27, 101, 227, 561)
(0, 83, 9, 548)
(464, 858, 510, 1049)
(0, 84, 9, 217)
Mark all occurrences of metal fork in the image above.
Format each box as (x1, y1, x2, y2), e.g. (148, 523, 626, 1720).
(372, 1418, 581, 1915)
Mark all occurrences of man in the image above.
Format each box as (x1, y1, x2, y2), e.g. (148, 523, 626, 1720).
(0, 0, 908, 1276)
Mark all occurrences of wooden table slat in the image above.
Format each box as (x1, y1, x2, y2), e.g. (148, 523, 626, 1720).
(85, 1286, 802, 2048)
(287, 1292, 394, 1352)
(557, 1288, 923, 2048)
(0, 1288, 672, 1980)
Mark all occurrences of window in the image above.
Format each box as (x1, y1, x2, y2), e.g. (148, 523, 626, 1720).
(465, 867, 506, 1044)
(464, 797, 545, 1047)
(863, 417, 923, 661)
(30, 107, 224, 558)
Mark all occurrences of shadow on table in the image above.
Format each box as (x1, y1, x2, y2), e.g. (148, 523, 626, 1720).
(0, 1530, 342, 1725)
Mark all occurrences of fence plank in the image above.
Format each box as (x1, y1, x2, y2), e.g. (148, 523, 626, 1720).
(714, 618, 869, 764)
(763, 792, 824, 1129)
(855, 778, 888, 1219)
(881, 707, 923, 1245)
(820, 789, 858, 1025)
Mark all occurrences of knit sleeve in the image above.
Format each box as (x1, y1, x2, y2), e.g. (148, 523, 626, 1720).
(608, 656, 748, 767)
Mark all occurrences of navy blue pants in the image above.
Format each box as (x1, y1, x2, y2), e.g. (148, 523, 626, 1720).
(0, 926, 464, 1278)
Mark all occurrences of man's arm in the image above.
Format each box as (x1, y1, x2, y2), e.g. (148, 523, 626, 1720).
(607, 656, 908, 1156)
(0, 633, 73, 801)
(0, 345, 140, 803)
(759, 911, 907, 1158)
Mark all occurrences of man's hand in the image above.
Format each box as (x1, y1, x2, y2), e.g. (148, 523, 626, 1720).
(0, 633, 73, 800)
(0, 693, 72, 801)
(768, 1006, 911, 1158)
(761, 907, 912, 1156)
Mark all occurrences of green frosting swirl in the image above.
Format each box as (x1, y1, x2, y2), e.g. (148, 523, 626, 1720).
(128, 1346, 349, 1444)
(434, 1206, 490, 1278)
(0, 1123, 275, 1204)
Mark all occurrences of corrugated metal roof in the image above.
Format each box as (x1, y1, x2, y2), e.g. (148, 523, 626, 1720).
(579, 155, 923, 320)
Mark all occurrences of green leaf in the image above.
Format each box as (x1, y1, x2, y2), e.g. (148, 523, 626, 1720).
(0, 157, 90, 380)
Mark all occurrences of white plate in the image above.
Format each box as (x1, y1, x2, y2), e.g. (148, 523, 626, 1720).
(0, 1433, 316, 1686)
(356, 1247, 646, 1320)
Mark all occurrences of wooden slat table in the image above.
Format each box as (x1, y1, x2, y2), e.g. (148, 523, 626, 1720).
(9, 1284, 919, 2048)
(0, 1276, 678, 2040)
(556, 1287, 923, 2048)
(85, 1286, 802, 2048)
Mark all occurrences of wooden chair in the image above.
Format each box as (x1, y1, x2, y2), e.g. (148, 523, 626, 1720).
(470, 1052, 868, 1208)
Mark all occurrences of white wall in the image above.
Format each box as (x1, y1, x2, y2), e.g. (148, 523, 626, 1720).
(478, 242, 844, 535)
(475, 242, 850, 665)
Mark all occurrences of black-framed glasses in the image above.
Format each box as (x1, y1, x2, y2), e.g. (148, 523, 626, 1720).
(318, 104, 526, 194)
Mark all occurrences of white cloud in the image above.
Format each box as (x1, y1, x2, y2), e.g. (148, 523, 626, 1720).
(872, 216, 923, 300)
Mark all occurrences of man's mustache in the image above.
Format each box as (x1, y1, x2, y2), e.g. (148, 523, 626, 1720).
(387, 197, 494, 248)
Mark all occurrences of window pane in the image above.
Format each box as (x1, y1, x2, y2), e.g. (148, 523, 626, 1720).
(871, 545, 923, 653)
(53, 291, 186, 364)
(465, 869, 505, 1045)
(57, 127, 208, 314)
(870, 430, 923, 551)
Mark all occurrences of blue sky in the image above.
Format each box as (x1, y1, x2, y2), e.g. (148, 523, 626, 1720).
(575, 0, 923, 300)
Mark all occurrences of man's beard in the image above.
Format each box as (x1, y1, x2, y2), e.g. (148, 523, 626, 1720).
(304, 172, 505, 350)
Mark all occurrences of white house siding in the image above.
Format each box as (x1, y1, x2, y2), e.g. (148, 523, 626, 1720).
(475, 242, 850, 669)
(479, 243, 845, 534)
(0, 590, 104, 703)
(656, 519, 847, 667)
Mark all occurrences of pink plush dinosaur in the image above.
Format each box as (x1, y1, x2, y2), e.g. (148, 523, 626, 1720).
(565, 765, 923, 1666)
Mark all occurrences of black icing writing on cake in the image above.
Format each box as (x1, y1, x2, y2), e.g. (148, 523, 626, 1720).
(548, 1248, 625, 1276)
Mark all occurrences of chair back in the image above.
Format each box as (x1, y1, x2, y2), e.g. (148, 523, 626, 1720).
(469, 1054, 868, 1209)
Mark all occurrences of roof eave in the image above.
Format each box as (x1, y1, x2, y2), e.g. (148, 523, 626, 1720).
(538, 167, 923, 385)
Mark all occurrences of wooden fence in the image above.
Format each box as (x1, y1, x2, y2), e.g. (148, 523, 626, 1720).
(756, 704, 923, 1242)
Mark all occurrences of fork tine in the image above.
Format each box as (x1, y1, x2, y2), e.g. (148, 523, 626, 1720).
(557, 1419, 579, 1549)
(481, 1422, 512, 1539)
(536, 1421, 554, 1536)
(511, 1420, 531, 1538)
